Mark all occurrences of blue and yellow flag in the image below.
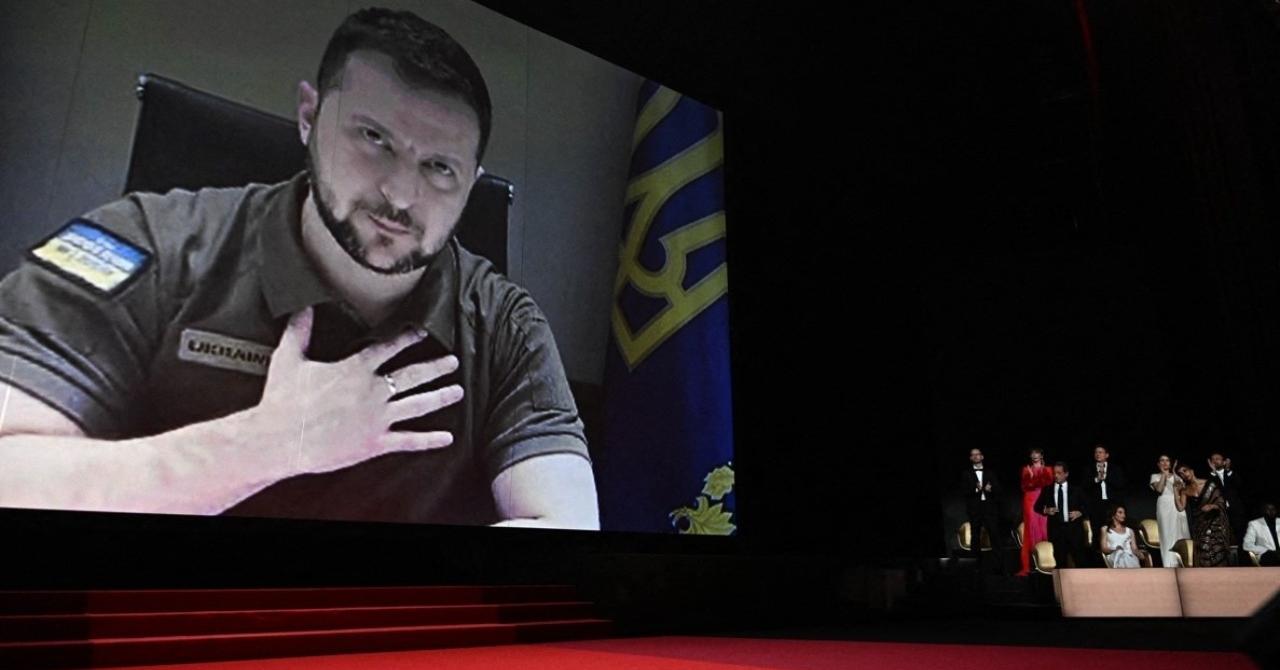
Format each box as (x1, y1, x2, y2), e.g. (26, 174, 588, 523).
(599, 81, 734, 534)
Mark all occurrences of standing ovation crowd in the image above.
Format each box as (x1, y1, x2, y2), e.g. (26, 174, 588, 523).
(961, 445, 1277, 572)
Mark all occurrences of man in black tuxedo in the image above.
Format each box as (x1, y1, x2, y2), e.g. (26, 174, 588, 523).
(1208, 452, 1246, 545)
(1086, 443, 1126, 562)
(1036, 461, 1089, 570)
(962, 448, 1005, 573)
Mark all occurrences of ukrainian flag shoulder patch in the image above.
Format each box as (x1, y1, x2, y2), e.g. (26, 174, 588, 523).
(29, 219, 151, 295)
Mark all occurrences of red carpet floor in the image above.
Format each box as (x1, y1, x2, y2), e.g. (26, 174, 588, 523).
(109, 636, 1259, 669)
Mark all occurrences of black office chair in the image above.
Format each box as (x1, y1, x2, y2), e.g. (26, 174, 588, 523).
(123, 73, 512, 274)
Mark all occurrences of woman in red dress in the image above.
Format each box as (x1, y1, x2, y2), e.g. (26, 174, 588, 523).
(1018, 447, 1054, 575)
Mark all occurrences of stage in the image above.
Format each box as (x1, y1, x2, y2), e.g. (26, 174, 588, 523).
(7, 563, 1274, 668)
(108, 636, 1257, 670)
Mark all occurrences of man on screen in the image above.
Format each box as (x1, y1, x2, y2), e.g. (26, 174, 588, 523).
(0, 8, 598, 529)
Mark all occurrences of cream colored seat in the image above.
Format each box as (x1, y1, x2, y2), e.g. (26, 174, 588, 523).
(957, 522, 992, 552)
(1136, 518, 1160, 551)
(1031, 540, 1055, 574)
(1172, 538, 1196, 568)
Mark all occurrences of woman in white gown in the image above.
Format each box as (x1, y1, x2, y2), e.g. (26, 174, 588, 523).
(1102, 504, 1144, 568)
(1150, 455, 1190, 567)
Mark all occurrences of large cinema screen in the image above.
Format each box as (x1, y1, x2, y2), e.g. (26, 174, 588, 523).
(0, 1, 732, 535)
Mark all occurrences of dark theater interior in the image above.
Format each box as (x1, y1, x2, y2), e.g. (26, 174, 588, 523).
(1, 1, 1278, 668)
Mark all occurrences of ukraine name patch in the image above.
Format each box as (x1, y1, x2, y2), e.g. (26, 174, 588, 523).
(178, 329, 274, 376)
(30, 219, 151, 294)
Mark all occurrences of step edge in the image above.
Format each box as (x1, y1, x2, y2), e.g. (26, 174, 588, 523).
(0, 618, 614, 649)
(0, 601, 596, 622)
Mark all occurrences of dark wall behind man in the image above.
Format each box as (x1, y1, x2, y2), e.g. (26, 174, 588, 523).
(484, 0, 1280, 557)
(924, 0, 1280, 548)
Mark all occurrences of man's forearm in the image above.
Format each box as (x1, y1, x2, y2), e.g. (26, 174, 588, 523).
(491, 516, 600, 530)
(0, 407, 291, 515)
(0, 311, 462, 516)
(490, 452, 599, 531)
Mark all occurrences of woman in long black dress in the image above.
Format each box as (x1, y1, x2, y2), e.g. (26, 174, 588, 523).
(1175, 464, 1231, 566)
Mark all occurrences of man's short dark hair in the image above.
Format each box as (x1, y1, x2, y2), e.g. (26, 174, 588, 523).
(1053, 461, 1069, 472)
(317, 7, 493, 162)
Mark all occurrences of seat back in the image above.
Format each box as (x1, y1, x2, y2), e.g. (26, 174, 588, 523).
(957, 521, 992, 551)
(1137, 518, 1160, 549)
(1172, 538, 1196, 568)
(1032, 540, 1056, 574)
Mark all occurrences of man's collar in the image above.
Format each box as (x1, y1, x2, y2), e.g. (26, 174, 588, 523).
(259, 172, 332, 319)
(365, 241, 458, 349)
(258, 171, 458, 350)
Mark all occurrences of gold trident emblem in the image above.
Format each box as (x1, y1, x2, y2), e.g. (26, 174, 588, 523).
(613, 86, 727, 370)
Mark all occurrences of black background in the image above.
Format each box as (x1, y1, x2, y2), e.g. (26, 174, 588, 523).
(5, 0, 1280, 589)
(477, 0, 1280, 554)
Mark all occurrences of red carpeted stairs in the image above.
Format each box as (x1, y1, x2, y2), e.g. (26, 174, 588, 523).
(0, 585, 612, 668)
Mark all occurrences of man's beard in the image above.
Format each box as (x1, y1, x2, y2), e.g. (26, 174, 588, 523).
(305, 147, 433, 275)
